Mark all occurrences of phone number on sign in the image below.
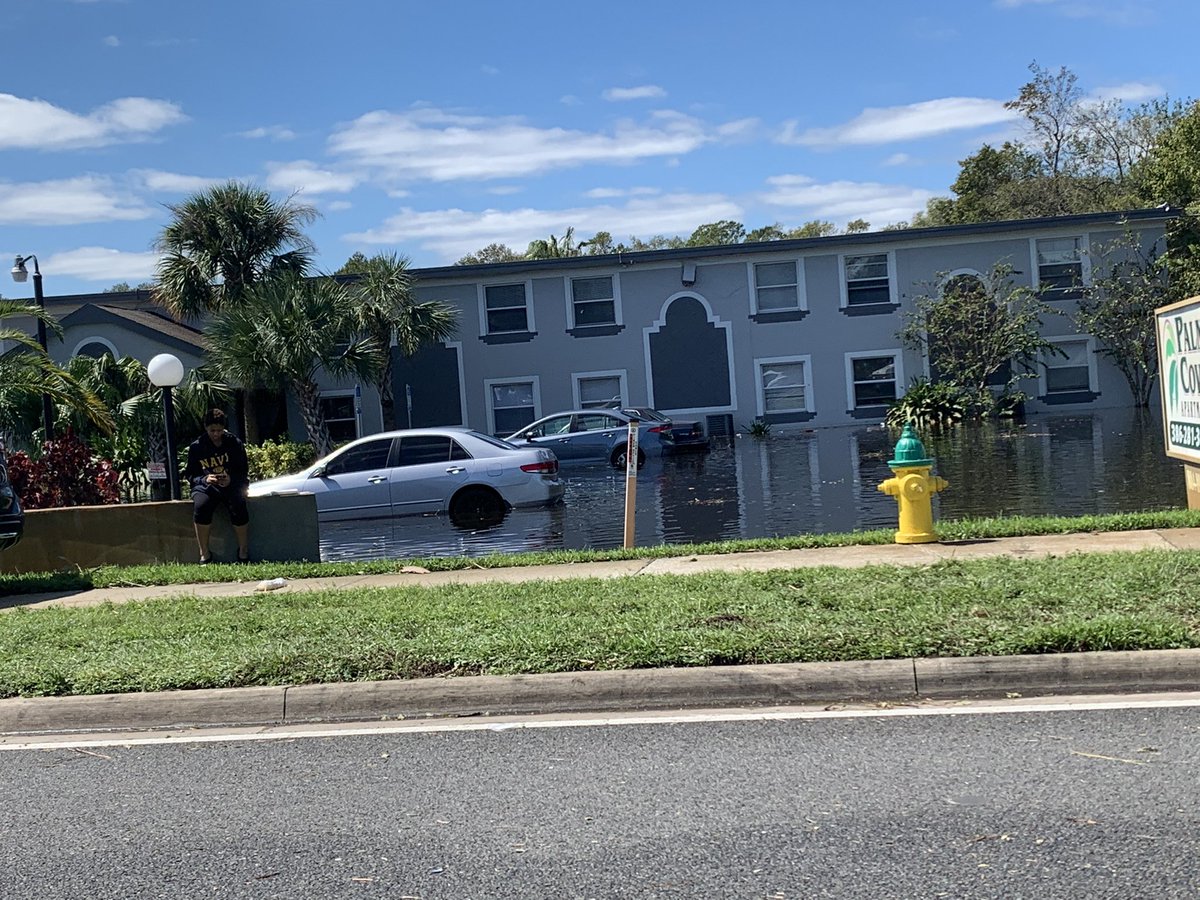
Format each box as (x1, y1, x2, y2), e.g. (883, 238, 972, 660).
(1170, 421, 1200, 450)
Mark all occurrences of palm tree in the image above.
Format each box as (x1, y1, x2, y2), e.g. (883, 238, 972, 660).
(153, 181, 318, 442)
(0, 300, 113, 443)
(350, 253, 459, 431)
(205, 275, 386, 457)
(526, 227, 580, 259)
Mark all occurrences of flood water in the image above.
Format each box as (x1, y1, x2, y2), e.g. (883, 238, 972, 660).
(320, 408, 1187, 561)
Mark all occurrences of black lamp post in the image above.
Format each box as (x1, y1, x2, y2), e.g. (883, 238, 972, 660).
(11, 255, 54, 438)
(147, 353, 185, 501)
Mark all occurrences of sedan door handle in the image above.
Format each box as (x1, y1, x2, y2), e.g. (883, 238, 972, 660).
(367, 475, 388, 484)
(445, 466, 466, 474)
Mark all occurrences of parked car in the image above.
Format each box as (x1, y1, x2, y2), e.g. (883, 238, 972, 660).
(248, 428, 564, 527)
(606, 405, 710, 454)
(0, 446, 23, 551)
(506, 409, 672, 468)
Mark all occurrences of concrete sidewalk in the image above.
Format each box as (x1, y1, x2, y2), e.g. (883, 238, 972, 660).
(8, 526, 1200, 611)
(2, 527, 1199, 736)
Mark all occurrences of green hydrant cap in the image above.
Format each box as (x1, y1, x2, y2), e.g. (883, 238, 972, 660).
(888, 422, 934, 468)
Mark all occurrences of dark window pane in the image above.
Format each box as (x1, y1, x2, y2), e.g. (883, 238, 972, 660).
(487, 307, 529, 333)
(574, 299, 616, 325)
(450, 440, 471, 460)
(845, 254, 888, 280)
(756, 285, 799, 311)
(575, 414, 619, 432)
(324, 439, 393, 475)
(1047, 366, 1090, 393)
(494, 407, 536, 435)
(321, 395, 355, 419)
(399, 436, 453, 466)
(572, 276, 612, 302)
(854, 381, 897, 405)
(327, 420, 358, 445)
(847, 279, 890, 305)
(485, 283, 527, 309)
(852, 357, 895, 381)
(756, 262, 796, 287)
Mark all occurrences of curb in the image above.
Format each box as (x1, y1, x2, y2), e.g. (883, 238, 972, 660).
(2, 648, 1198, 736)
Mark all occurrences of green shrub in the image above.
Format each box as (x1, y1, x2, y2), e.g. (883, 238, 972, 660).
(246, 438, 316, 480)
(744, 419, 772, 438)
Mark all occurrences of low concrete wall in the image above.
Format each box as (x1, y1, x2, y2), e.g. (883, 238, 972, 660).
(0, 493, 319, 574)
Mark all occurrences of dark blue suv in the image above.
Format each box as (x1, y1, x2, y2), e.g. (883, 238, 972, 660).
(0, 446, 23, 551)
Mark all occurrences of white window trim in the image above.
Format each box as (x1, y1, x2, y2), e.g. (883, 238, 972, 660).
(747, 258, 807, 315)
(563, 272, 623, 329)
(478, 280, 536, 335)
(572, 369, 628, 409)
(838, 250, 897, 309)
(484, 375, 542, 435)
(754, 355, 814, 417)
(318, 389, 360, 442)
(1038, 335, 1098, 395)
(1029, 234, 1091, 294)
(71, 336, 119, 358)
(844, 349, 904, 411)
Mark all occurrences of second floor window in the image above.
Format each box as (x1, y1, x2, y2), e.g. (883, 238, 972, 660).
(754, 261, 801, 312)
(844, 254, 891, 306)
(571, 276, 616, 326)
(1036, 237, 1084, 298)
(485, 283, 530, 334)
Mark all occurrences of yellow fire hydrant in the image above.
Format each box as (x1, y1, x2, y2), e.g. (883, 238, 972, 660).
(877, 423, 948, 544)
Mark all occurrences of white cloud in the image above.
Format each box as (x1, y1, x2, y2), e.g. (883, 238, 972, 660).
(1090, 81, 1163, 102)
(486, 185, 522, 195)
(761, 175, 933, 227)
(883, 153, 914, 166)
(994, 0, 1155, 25)
(264, 160, 359, 195)
(345, 192, 743, 261)
(779, 97, 1018, 147)
(584, 186, 661, 199)
(134, 169, 227, 193)
(602, 85, 667, 102)
(326, 200, 353, 212)
(328, 106, 715, 182)
(0, 94, 186, 150)
(103, 35, 120, 47)
(43, 247, 161, 282)
(0, 177, 152, 225)
(238, 125, 297, 141)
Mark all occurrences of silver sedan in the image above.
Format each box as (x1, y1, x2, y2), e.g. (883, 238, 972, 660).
(248, 428, 564, 526)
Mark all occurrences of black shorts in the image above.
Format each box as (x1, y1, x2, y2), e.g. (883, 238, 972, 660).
(192, 485, 250, 527)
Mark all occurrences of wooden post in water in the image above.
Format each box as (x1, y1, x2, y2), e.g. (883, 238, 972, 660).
(623, 415, 640, 548)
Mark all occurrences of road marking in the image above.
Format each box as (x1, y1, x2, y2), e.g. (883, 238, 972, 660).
(3, 692, 1198, 752)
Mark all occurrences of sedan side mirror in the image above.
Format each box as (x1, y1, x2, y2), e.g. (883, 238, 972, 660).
(309, 465, 326, 478)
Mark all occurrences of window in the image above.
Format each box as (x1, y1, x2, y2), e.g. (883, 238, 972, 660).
(846, 352, 901, 409)
(575, 372, 625, 409)
(843, 253, 892, 306)
(523, 415, 572, 438)
(487, 378, 539, 434)
(483, 282, 531, 334)
(1042, 338, 1094, 394)
(756, 357, 813, 415)
(1036, 237, 1085, 298)
(320, 393, 358, 445)
(323, 438, 393, 476)
(570, 275, 617, 327)
(752, 261, 802, 312)
(574, 413, 623, 432)
(397, 435, 470, 466)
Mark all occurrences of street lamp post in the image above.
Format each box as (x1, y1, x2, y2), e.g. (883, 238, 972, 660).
(147, 353, 186, 502)
(11, 255, 54, 438)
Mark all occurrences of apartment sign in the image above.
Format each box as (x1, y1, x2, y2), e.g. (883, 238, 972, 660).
(1157, 295, 1200, 464)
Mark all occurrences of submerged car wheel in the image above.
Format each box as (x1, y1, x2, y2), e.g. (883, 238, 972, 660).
(449, 486, 507, 529)
(610, 445, 646, 469)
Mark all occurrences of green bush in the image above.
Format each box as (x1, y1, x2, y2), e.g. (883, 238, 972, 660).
(246, 438, 316, 481)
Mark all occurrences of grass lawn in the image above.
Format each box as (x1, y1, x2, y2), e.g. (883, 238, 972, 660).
(1, 549, 1197, 698)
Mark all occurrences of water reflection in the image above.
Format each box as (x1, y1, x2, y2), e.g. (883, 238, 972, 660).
(319, 408, 1186, 561)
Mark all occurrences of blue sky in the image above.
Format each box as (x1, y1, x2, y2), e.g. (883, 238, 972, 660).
(1, 0, 1195, 296)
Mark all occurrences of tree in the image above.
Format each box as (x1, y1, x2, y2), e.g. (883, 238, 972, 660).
(153, 181, 318, 442)
(205, 275, 386, 457)
(580, 231, 615, 254)
(104, 281, 155, 293)
(845, 219, 871, 234)
(1076, 233, 1170, 407)
(624, 234, 685, 251)
(527, 227, 581, 259)
(898, 263, 1060, 416)
(786, 220, 837, 239)
(336, 252, 371, 276)
(0, 299, 113, 443)
(348, 253, 459, 431)
(455, 243, 523, 266)
(687, 220, 745, 247)
(745, 224, 786, 242)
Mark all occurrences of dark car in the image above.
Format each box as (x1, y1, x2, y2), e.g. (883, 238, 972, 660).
(606, 405, 710, 454)
(0, 446, 24, 551)
(507, 409, 672, 467)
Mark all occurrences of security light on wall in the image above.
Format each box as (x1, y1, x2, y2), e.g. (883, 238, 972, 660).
(681, 262, 696, 286)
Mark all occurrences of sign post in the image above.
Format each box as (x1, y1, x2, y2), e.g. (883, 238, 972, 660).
(623, 415, 640, 548)
(1155, 295, 1200, 509)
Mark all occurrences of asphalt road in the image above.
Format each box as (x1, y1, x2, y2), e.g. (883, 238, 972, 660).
(2, 703, 1198, 899)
